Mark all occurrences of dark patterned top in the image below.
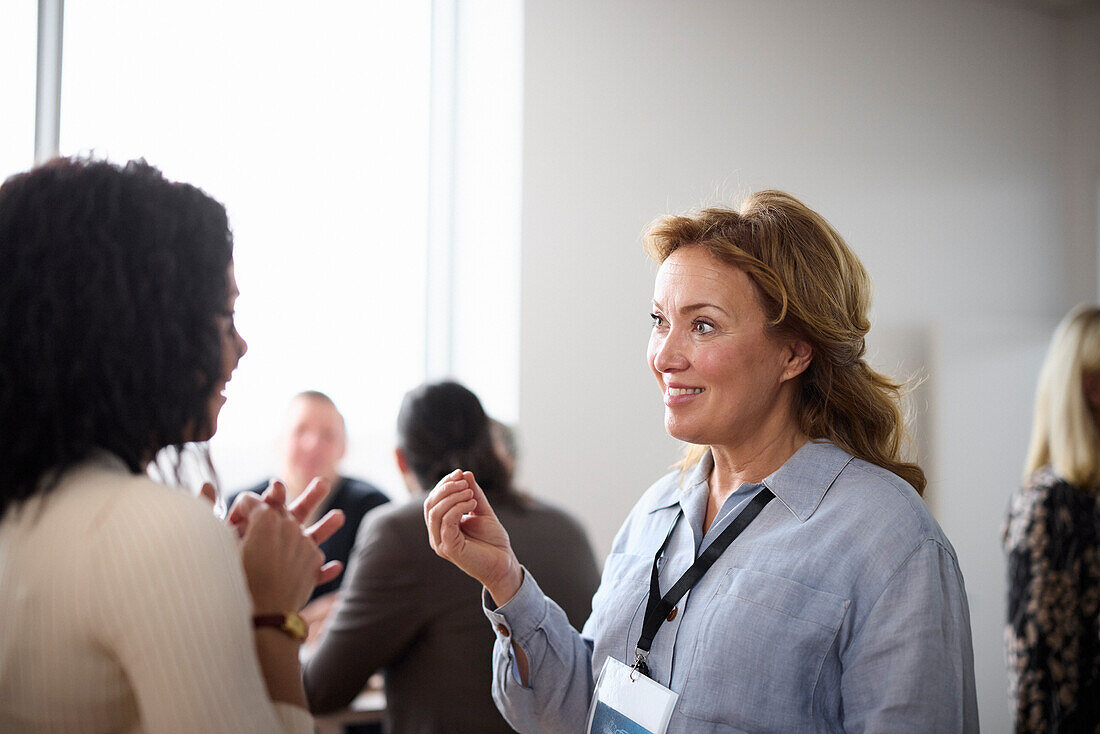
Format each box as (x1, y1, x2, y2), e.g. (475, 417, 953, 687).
(1004, 466, 1100, 733)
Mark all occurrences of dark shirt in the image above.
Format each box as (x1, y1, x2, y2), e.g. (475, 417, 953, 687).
(229, 476, 390, 600)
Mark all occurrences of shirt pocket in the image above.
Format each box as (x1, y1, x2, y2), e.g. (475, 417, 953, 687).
(677, 567, 848, 731)
(585, 552, 652, 669)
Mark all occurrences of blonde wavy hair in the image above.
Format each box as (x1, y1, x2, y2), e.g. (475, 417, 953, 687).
(1024, 305, 1100, 490)
(643, 190, 926, 495)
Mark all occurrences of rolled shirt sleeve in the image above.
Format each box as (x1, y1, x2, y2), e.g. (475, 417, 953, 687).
(483, 569, 595, 734)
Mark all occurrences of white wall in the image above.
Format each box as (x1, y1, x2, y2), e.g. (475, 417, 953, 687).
(516, 1, 1100, 730)
(1063, 10, 1100, 296)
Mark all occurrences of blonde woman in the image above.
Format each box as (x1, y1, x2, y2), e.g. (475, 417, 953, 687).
(1005, 305, 1100, 732)
(426, 191, 978, 732)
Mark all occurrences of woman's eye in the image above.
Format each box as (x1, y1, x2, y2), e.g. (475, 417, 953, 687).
(692, 320, 715, 334)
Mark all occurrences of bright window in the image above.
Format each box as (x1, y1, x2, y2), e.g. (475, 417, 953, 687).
(0, 3, 37, 180)
(60, 1, 433, 495)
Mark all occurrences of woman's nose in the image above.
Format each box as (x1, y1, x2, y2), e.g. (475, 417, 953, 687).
(651, 330, 688, 372)
(235, 330, 248, 360)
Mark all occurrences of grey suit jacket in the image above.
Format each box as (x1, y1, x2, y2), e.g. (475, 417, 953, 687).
(303, 494, 600, 734)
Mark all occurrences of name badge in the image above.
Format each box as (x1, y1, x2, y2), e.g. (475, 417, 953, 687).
(586, 657, 678, 734)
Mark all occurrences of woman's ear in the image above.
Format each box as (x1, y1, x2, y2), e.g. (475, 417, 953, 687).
(394, 447, 409, 474)
(781, 339, 813, 382)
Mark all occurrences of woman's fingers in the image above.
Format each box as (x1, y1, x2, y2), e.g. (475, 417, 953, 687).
(228, 491, 261, 523)
(438, 496, 478, 548)
(227, 491, 263, 536)
(267, 509, 324, 610)
(423, 469, 521, 596)
(424, 470, 466, 512)
(235, 480, 345, 601)
(424, 470, 469, 536)
(288, 476, 332, 525)
(261, 479, 288, 510)
(426, 487, 476, 552)
(464, 471, 498, 519)
(306, 509, 346, 546)
(237, 485, 351, 613)
(317, 560, 343, 587)
(237, 479, 339, 547)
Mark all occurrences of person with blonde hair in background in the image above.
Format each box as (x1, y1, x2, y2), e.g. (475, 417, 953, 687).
(427, 190, 977, 732)
(1005, 305, 1100, 732)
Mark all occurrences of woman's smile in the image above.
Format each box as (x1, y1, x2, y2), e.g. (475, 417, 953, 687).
(647, 245, 800, 450)
(664, 384, 706, 405)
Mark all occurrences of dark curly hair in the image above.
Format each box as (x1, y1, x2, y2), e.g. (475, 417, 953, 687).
(0, 157, 233, 515)
(397, 380, 513, 501)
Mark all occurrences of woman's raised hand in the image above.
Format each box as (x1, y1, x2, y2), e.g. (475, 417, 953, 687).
(228, 479, 343, 545)
(425, 470, 524, 606)
(240, 502, 325, 614)
(227, 477, 346, 598)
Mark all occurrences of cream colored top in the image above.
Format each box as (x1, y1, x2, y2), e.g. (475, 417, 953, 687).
(0, 454, 312, 734)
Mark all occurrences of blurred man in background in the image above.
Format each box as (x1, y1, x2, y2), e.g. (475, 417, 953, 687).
(230, 391, 389, 640)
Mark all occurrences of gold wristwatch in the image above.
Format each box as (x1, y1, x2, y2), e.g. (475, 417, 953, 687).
(252, 612, 309, 642)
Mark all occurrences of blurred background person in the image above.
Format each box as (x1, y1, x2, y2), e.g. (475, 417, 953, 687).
(1005, 305, 1100, 732)
(230, 391, 389, 640)
(490, 418, 519, 482)
(0, 157, 334, 733)
(304, 380, 600, 734)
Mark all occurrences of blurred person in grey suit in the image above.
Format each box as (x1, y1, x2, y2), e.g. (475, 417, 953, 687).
(304, 380, 600, 734)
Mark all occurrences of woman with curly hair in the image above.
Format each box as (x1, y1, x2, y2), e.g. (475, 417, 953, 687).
(0, 158, 336, 733)
(1005, 305, 1100, 733)
(426, 191, 977, 732)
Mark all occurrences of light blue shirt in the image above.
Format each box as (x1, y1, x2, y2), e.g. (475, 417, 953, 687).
(484, 440, 978, 733)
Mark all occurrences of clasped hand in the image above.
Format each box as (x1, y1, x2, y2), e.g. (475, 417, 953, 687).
(201, 478, 345, 614)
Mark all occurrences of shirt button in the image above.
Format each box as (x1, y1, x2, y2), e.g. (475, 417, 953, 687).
(496, 624, 510, 637)
(666, 606, 678, 622)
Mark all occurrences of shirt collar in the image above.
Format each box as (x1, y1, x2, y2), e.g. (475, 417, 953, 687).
(763, 440, 853, 522)
(645, 440, 853, 522)
(643, 452, 714, 514)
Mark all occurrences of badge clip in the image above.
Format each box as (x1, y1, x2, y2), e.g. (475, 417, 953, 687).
(630, 648, 651, 681)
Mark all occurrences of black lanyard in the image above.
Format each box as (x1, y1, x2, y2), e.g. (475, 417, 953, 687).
(632, 486, 775, 680)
